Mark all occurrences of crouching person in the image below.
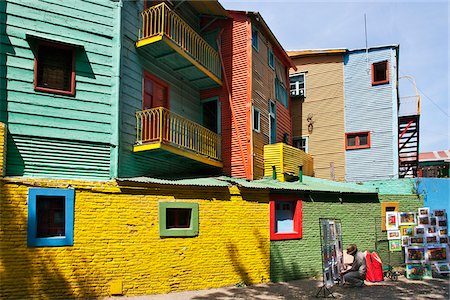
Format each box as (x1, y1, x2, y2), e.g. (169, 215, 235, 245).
(341, 244, 366, 287)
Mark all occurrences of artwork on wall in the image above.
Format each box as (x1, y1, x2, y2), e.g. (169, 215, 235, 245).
(417, 216, 430, 226)
(439, 236, 449, 244)
(385, 212, 399, 230)
(415, 226, 425, 236)
(401, 226, 414, 237)
(410, 236, 425, 246)
(389, 240, 402, 252)
(418, 207, 430, 216)
(426, 236, 438, 244)
(399, 212, 416, 226)
(405, 247, 426, 263)
(434, 262, 450, 274)
(439, 228, 447, 236)
(401, 236, 410, 247)
(438, 219, 447, 227)
(387, 230, 401, 240)
(319, 218, 343, 291)
(427, 246, 448, 262)
(427, 227, 437, 234)
(433, 210, 446, 218)
(430, 217, 437, 226)
(406, 264, 432, 279)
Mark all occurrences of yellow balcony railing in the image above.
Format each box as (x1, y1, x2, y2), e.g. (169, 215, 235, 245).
(138, 3, 221, 80)
(136, 107, 221, 161)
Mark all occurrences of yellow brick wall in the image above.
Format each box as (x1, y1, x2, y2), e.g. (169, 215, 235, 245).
(0, 122, 6, 176)
(0, 178, 270, 299)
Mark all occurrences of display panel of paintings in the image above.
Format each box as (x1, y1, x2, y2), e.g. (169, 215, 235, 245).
(385, 212, 399, 230)
(405, 246, 426, 263)
(434, 262, 450, 274)
(389, 240, 402, 252)
(399, 212, 416, 226)
(406, 264, 432, 279)
(427, 245, 449, 263)
(319, 218, 343, 288)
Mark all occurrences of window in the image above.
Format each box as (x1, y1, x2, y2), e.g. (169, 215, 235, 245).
(269, 101, 276, 144)
(34, 42, 75, 96)
(372, 61, 389, 85)
(252, 27, 259, 50)
(290, 73, 305, 97)
(275, 78, 288, 108)
(159, 202, 199, 237)
(268, 48, 274, 69)
(270, 196, 302, 240)
(345, 131, 370, 150)
(293, 136, 308, 152)
(27, 188, 75, 247)
(252, 106, 261, 132)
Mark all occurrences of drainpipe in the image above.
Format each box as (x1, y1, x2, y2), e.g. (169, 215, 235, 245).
(110, 0, 123, 178)
(299, 165, 303, 183)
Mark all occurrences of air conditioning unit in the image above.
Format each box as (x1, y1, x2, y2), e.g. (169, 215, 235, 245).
(290, 83, 304, 97)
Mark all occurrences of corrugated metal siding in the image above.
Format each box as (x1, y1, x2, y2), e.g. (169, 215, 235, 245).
(290, 54, 346, 181)
(344, 48, 398, 182)
(3, 0, 117, 178)
(6, 135, 111, 179)
(118, 1, 206, 177)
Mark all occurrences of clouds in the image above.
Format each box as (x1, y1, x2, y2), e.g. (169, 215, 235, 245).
(221, 0, 449, 151)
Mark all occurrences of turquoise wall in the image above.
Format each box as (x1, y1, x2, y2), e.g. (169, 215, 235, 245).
(416, 178, 450, 221)
(2, 0, 119, 179)
(117, 1, 213, 177)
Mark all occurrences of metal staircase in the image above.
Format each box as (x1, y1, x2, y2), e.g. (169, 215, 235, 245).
(398, 76, 420, 178)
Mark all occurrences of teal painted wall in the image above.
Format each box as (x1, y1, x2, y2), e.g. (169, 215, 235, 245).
(2, 0, 119, 179)
(270, 192, 423, 282)
(416, 178, 450, 220)
(118, 1, 211, 177)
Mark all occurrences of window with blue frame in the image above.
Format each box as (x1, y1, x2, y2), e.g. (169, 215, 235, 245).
(27, 188, 75, 247)
(252, 27, 259, 50)
(268, 48, 274, 69)
(275, 78, 288, 108)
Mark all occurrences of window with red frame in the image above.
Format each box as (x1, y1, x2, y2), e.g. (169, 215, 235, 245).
(166, 208, 192, 229)
(36, 196, 66, 238)
(270, 196, 302, 240)
(372, 61, 389, 85)
(346, 132, 370, 150)
(35, 43, 75, 95)
(143, 72, 169, 110)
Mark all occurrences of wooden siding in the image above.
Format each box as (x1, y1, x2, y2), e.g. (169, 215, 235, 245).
(290, 54, 345, 181)
(118, 1, 211, 177)
(6, 135, 110, 179)
(2, 0, 118, 178)
(252, 22, 292, 179)
(344, 48, 399, 182)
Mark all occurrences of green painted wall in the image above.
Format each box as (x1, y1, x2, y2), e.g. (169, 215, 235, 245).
(2, 0, 119, 179)
(270, 192, 423, 282)
(118, 1, 210, 178)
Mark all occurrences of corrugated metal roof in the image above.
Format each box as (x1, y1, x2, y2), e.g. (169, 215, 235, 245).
(419, 150, 450, 162)
(117, 177, 230, 187)
(217, 176, 378, 194)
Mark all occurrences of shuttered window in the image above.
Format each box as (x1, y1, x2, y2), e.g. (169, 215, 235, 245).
(345, 131, 371, 150)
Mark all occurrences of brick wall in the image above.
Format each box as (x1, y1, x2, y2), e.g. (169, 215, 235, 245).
(0, 178, 270, 298)
(270, 193, 423, 282)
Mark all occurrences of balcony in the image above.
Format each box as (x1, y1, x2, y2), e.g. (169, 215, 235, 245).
(137, 3, 222, 89)
(134, 107, 223, 173)
(264, 143, 314, 182)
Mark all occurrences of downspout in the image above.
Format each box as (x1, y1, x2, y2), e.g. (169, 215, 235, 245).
(110, 0, 123, 179)
(216, 27, 251, 179)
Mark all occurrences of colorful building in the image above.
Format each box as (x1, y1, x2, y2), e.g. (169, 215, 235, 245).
(418, 150, 450, 178)
(289, 46, 420, 182)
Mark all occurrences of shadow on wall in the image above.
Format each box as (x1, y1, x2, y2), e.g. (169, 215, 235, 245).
(0, 182, 100, 299)
(0, 0, 13, 123)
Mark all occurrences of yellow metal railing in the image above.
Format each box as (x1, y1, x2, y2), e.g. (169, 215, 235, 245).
(136, 107, 221, 160)
(139, 3, 221, 80)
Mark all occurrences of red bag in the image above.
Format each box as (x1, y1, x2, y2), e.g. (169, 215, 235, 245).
(365, 251, 384, 282)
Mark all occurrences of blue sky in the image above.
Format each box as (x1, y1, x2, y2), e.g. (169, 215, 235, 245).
(221, 0, 449, 152)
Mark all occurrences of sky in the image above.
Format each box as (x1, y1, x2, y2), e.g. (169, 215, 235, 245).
(221, 0, 449, 152)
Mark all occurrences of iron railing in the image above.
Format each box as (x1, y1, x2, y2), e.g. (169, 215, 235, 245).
(136, 107, 221, 161)
(139, 3, 221, 79)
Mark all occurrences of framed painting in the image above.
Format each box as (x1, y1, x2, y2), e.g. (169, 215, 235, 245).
(401, 226, 414, 237)
(415, 226, 426, 236)
(401, 236, 410, 247)
(386, 212, 399, 230)
(399, 212, 416, 226)
(439, 236, 449, 244)
(430, 217, 437, 226)
(405, 246, 426, 263)
(406, 264, 432, 279)
(427, 245, 448, 262)
(439, 228, 448, 236)
(433, 209, 446, 218)
(438, 219, 447, 227)
(434, 262, 450, 274)
(417, 216, 430, 226)
(410, 236, 425, 246)
(418, 207, 430, 216)
(387, 230, 401, 240)
(427, 227, 437, 235)
(389, 240, 402, 252)
(426, 235, 438, 244)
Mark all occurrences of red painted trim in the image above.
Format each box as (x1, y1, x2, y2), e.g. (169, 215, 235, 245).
(142, 70, 170, 110)
(270, 195, 303, 241)
(371, 60, 389, 85)
(34, 41, 76, 96)
(345, 131, 371, 150)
